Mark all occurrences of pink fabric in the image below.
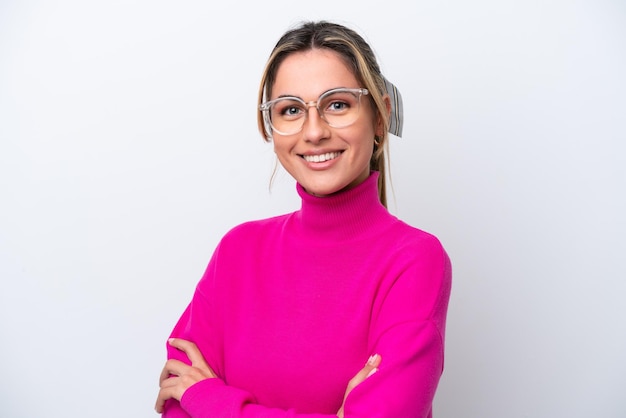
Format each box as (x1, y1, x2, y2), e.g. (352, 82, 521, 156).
(163, 172, 452, 417)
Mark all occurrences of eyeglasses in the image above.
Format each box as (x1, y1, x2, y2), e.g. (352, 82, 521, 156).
(259, 88, 369, 136)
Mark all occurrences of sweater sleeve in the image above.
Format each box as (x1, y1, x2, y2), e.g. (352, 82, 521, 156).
(162, 242, 335, 418)
(344, 236, 452, 418)
(162, 243, 225, 418)
(162, 235, 452, 418)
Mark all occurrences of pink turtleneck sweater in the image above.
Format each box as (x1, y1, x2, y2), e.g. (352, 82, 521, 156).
(163, 172, 451, 418)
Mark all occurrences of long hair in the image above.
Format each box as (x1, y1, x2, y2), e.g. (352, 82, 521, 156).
(257, 21, 391, 207)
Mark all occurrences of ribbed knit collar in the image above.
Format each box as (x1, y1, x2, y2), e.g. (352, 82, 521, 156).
(294, 171, 392, 241)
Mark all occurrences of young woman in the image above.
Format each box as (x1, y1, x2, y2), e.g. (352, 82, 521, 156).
(155, 20, 452, 418)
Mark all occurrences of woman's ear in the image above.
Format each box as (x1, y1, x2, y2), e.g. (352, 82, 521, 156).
(376, 94, 392, 138)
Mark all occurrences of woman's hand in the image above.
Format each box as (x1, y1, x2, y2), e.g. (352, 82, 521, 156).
(337, 354, 382, 418)
(155, 338, 217, 413)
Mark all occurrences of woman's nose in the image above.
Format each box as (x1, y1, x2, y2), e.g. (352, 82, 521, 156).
(302, 106, 330, 143)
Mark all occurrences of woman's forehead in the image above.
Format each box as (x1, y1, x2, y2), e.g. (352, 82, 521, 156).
(271, 49, 359, 99)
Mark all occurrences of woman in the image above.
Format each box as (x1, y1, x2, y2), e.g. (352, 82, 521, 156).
(155, 20, 451, 417)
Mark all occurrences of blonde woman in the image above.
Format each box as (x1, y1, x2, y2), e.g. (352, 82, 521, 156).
(156, 20, 451, 418)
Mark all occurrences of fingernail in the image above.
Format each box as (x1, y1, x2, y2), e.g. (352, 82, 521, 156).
(366, 367, 378, 378)
(367, 354, 379, 366)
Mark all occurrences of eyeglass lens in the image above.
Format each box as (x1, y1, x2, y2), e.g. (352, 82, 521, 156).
(268, 89, 364, 135)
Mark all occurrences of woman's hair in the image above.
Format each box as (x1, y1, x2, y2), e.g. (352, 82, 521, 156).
(257, 21, 391, 207)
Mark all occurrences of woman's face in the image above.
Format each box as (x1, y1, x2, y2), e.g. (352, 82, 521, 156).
(270, 48, 381, 197)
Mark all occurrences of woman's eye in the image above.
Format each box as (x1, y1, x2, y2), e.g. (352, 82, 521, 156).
(275, 103, 304, 118)
(331, 101, 348, 110)
(326, 101, 350, 112)
(283, 106, 302, 116)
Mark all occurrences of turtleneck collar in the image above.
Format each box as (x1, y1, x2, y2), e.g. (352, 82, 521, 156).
(293, 171, 393, 241)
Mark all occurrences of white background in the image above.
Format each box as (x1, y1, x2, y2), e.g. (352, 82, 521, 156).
(1, 1, 625, 417)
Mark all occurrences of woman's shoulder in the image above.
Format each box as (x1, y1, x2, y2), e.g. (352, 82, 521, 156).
(219, 212, 295, 244)
(389, 217, 446, 252)
(387, 219, 451, 271)
(388, 220, 452, 295)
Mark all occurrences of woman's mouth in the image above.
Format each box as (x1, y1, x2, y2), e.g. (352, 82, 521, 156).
(301, 151, 342, 163)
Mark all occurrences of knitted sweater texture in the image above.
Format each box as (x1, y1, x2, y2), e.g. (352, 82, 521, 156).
(163, 172, 452, 418)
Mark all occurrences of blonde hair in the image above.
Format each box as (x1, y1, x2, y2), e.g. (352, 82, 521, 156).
(257, 21, 391, 207)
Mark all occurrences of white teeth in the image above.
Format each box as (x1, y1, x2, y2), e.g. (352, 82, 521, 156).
(303, 152, 341, 163)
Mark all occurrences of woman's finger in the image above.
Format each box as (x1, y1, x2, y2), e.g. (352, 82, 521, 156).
(155, 385, 177, 414)
(168, 338, 209, 368)
(155, 338, 218, 413)
(159, 375, 179, 389)
(347, 353, 381, 392)
(159, 359, 188, 384)
(338, 354, 382, 417)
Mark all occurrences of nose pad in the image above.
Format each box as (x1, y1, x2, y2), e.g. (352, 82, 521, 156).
(302, 106, 329, 142)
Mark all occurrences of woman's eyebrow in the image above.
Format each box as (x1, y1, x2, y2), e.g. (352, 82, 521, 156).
(275, 87, 349, 100)
(276, 94, 303, 99)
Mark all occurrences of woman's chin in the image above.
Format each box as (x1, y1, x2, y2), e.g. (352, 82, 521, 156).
(301, 180, 357, 197)
(301, 183, 343, 197)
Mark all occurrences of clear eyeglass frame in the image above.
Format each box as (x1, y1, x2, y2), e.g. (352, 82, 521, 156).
(259, 87, 369, 136)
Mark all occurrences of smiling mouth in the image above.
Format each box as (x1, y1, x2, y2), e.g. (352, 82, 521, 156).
(301, 151, 343, 163)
